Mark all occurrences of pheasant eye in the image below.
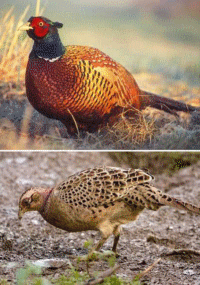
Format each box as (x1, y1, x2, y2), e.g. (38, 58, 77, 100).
(31, 193, 39, 202)
(22, 199, 29, 207)
(38, 22, 44, 27)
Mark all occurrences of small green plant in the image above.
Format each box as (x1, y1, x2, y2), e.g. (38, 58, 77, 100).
(83, 239, 94, 250)
(107, 254, 117, 268)
(0, 280, 9, 285)
(16, 262, 51, 285)
(99, 275, 123, 285)
(13, 260, 142, 285)
(53, 269, 88, 284)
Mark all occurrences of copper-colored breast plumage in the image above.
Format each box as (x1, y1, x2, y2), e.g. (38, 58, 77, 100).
(26, 46, 141, 133)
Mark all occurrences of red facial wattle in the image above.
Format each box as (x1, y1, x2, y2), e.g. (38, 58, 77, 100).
(30, 17, 50, 38)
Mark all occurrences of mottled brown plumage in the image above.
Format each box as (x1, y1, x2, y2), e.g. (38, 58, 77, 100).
(18, 17, 199, 135)
(18, 166, 200, 255)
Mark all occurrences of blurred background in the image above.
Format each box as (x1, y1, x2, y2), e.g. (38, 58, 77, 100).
(1, 0, 200, 85)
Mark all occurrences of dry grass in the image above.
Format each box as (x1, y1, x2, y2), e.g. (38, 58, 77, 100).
(103, 109, 157, 149)
(75, 109, 157, 150)
(0, 6, 31, 83)
(0, 102, 199, 150)
(0, 1, 45, 83)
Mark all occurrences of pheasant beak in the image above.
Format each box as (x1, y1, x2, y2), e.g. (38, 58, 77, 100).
(18, 22, 33, 31)
(18, 207, 27, 220)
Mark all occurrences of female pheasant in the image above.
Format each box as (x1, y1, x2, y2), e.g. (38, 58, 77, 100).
(19, 166, 200, 256)
(19, 17, 199, 135)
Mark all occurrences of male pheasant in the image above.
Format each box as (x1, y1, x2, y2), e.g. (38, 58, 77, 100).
(19, 17, 199, 135)
(19, 166, 200, 256)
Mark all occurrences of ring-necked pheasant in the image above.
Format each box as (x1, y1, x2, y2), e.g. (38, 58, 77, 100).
(19, 17, 199, 135)
(19, 166, 200, 256)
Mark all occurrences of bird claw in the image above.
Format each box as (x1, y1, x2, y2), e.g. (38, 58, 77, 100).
(114, 252, 120, 258)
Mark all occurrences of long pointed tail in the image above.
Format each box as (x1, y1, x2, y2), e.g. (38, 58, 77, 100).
(158, 191, 200, 214)
(139, 185, 200, 214)
(140, 90, 200, 115)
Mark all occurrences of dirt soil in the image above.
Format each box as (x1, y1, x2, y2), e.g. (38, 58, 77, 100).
(0, 152, 200, 284)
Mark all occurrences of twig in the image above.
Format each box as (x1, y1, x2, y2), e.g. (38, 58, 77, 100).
(162, 249, 200, 257)
(67, 108, 80, 138)
(84, 264, 120, 285)
(86, 259, 93, 278)
(132, 258, 161, 280)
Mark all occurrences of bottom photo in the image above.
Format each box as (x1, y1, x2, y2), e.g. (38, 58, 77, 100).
(0, 152, 200, 285)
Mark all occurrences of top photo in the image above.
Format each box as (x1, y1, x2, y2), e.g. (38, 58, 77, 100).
(0, 0, 199, 150)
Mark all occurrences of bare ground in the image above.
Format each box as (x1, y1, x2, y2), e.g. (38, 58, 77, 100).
(0, 152, 200, 284)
